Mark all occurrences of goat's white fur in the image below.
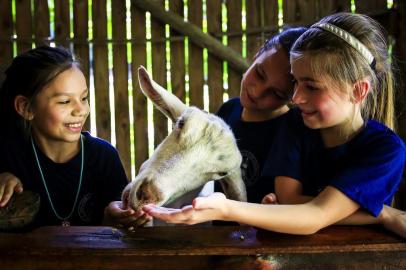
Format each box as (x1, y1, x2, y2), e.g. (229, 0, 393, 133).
(123, 66, 247, 213)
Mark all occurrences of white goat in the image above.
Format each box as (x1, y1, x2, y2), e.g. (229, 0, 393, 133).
(123, 66, 247, 212)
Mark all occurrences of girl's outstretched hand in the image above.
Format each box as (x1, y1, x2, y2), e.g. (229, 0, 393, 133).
(142, 192, 228, 225)
(104, 201, 152, 227)
(0, 172, 23, 207)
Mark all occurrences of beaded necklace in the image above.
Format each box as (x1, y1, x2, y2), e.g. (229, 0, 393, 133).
(31, 135, 84, 226)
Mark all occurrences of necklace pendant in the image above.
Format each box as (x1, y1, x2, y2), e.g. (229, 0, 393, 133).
(61, 220, 70, 227)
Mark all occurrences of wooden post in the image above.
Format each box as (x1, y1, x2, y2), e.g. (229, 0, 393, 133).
(92, 0, 111, 141)
(15, 0, 32, 54)
(33, 0, 50, 46)
(226, 0, 242, 99)
(73, 0, 91, 131)
(169, 0, 186, 103)
(207, 0, 224, 113)
(0, 0, 13, 85)
(131, 5, 148, 172)
(151, 0, 167, 148)
(394, 0, 406, 210)
(54, 0, 70, 48)
(188, 0, 204, 108)
(112, 0, 131, 178)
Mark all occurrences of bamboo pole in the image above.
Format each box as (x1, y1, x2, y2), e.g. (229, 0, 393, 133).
(132, 0, 249, 73)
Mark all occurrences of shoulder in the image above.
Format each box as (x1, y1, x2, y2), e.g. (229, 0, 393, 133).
(82, 131, 119, 156)
(359, 121, 405, 151)
(216, 97, 242, 119)
(353, 120, 406, 162)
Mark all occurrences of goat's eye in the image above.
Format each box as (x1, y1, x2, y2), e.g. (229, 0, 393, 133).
(177, 118, 185, 129)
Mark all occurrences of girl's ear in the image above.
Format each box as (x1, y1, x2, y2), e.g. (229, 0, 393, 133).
(352, 79, 370, 103)
(14, 95, 34, 120)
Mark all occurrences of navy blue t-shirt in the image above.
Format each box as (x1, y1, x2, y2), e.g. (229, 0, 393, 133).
(267, 109, 406, 217)
(216, 97, 295, 203)
(0, 132, 128, 226)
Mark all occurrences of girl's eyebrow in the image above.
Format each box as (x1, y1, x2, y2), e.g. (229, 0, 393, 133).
(50, 88, 89, 98)
(290, 73, 318, 82)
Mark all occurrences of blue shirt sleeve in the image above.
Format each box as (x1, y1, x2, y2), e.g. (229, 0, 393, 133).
(330, 132, 406, 217)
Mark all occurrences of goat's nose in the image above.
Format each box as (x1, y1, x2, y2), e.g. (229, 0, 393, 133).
(135, 180, 163, 205)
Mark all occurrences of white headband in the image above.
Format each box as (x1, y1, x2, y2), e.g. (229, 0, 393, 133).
(314, 23, 375, 67)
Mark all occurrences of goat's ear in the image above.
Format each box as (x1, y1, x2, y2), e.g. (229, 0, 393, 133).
(138, 66, 187, 122)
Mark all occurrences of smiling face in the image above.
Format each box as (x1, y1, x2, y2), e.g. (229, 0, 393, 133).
(29, 66, 89, 144)
(291, 56, 355, 131)
(240, 46, 293, 120)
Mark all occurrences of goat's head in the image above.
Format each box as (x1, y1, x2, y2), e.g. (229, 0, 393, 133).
(123, 66, 247, 211)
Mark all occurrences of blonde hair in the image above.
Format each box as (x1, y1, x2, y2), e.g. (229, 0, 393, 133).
(291, 12, 396, 130)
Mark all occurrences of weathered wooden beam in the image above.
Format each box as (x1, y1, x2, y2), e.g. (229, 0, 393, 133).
(132, 0, 249, 73)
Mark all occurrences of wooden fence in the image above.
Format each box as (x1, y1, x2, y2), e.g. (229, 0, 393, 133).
(0, 0, 405, 182)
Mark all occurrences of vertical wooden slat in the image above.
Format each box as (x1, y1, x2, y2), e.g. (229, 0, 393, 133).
(151, 0, 167, 147)
(73, 0, 90, 131)
(263, 0, 278, 36)
(318, 0, 351, 18)
(131, 4, 148, 172)
(246, 0, 262, 62)
(0, 0, 13, 85)
(206, 0, 223, 113)
(188, 0, 204, 108)
(226, 0, 242, 99)
(283, 0, 318, 26)
(54, 0, 70, 47)
(15, 0, 32, 54)
(355, 0, 387, 13)
(394, 0, 406, 211)
(169, 0, 186, 103)
(33, 0, 50, 46)
(92, 0, 111, 141)
(112, 0, 131, 177)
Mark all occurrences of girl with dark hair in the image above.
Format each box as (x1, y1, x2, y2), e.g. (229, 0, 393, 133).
(0, 46, 142, 228)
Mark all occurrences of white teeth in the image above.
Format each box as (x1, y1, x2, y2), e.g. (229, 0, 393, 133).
(67, 123, 81, 128)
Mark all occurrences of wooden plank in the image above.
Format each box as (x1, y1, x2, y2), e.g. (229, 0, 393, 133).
(169, 0, 186, 103)
(206, 0, 223, 113)
(132, 0, 248, 74)
(15, 0, 33, 54)
(246, 0, 262, 62)
(112, 0, 131, 178)
(318, 0, 351, 18)
(92, 0, 111, 141)
(355, 0, 387, 14)
(187, 0, 204, 108)
(394, 0, 406, 210)
(33, 0, 50, 46)
(73, 0, 90, 131)
(263, 0, 278, 36)
(0, 226, 405, 270)
(0, 0, 13, 86)
(283, 0, 318, 26)
(226, 0, 242, 99)
(131, 5, 148, 172)
(54, 0, 70, 47)
(151, 0, 167, 147)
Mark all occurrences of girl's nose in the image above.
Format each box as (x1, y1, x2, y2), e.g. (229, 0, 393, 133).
(72, 100, 89, 117)
(291, 86, 306, 105)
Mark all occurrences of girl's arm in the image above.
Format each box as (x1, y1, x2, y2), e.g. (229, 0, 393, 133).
(274, 176, 382, 225)
(143, 186, 360, 235)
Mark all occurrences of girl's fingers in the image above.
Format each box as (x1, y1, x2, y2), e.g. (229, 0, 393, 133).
(0, 183, 15, 207)
(15, 182, 24, 194)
